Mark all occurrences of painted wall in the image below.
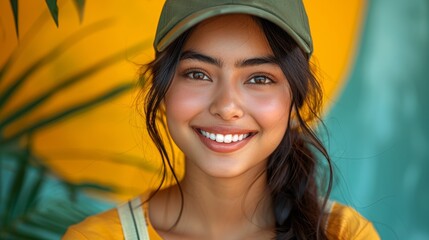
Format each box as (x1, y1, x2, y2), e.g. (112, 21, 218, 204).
(326, 0, 429, 239)
(1, 0, 428, 239)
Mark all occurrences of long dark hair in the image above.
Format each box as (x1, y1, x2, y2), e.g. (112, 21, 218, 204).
(139, 16, 333, 240)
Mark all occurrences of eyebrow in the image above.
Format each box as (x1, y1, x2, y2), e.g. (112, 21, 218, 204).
(180, 50, 279, 68)
(236, 56, 279, 67)
(180, 50, 222, 67)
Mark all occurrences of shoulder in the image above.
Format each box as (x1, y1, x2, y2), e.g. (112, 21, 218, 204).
(325, 201, 380, 240)
(62, 207, 123, 240)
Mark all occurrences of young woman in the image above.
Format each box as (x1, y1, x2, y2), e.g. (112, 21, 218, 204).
(64, 1, 379, 239)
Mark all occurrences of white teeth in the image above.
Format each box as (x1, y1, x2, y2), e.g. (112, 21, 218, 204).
(215, 134, 224, 142)
(224, 134, 232, 143)
(199, 129, 251, 144)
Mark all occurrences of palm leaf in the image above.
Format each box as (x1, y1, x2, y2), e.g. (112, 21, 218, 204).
(1, 154, 115, 239)
(0, 40, 149, 130)
(1, 2, 78, 84)
(0, 19, 114, 111)
(9, 0, 19, 37)
(73, 0, 86, 22)
(1, 2, 156, 239)
(9, 0, 84, 39)
(2, 143, 30, 225)
(44, 0, 59, 27)
(1, 82, 134, 145)
(23, 163, 46, 213)
(48, 149, 159, 175)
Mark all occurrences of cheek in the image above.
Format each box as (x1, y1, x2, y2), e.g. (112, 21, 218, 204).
(245, 90, 291, 130)
(164, 80, 207, 124)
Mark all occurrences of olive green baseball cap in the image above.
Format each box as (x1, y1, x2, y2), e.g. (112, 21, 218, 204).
(154, 0, 313, 55)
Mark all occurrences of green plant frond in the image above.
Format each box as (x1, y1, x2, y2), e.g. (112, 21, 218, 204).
(3, 195, 112, 240)
(0, 18, 115, 111)
(70, 182, 114, 193)
(2, 229, 47, 240)
(0, 10, 43, 85)
(0, 83, 134, 145)
(1, 154, 115, 239)
(0, 39, 150, 131)
(45, 0, 59, 27)
(73, 0, 86, 23)
(0, 139, 24, 154)
(67, 181, 146, 198)
(23, 193, 113, 237)
(48, 150, 159, 172)
(9, 0, 19, 38)
(22, 211, 68, 233)
(2, 142, 30, 226)
(0, 2, 85, 86)
(23, 166, 47, 213)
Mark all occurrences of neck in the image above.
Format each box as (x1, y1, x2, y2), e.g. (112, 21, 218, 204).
(184, 167, 270, 223)
(149, 161, 275, 239)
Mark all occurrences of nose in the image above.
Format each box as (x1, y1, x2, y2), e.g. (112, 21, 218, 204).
(209, 84, 244, 121)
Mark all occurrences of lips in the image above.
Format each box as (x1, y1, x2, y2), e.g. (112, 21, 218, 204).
(194, 127, 256, 153)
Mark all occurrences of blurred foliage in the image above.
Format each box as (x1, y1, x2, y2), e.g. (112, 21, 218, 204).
(9, 0, 86, 37)
(1, 143, 114, 239)
(1, 1, 150, 239)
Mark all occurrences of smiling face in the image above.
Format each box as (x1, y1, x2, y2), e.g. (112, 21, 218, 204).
(164, 14, 292, 179)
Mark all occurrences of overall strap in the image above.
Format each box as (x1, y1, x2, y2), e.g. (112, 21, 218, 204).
(322, 199, 335, 230)
(117, 197, 150, 240)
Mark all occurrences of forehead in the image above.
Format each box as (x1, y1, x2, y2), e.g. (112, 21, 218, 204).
(182, 14, 273, 59)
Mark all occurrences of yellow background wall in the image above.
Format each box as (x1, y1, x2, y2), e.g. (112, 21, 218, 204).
(0, 0, 365, 199)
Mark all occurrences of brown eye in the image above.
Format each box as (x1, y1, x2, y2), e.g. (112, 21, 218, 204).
(247, 75, 274, 84)
(186, 71, 210, 80)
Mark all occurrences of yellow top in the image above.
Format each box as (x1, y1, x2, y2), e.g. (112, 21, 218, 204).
(63, 199, 379, 240)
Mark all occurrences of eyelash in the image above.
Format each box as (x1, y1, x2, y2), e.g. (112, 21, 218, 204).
(183, 69, 275, 85)
(246, 75, 275, 85)
(184, 69, 211, 81)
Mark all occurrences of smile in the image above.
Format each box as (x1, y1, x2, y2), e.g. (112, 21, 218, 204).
(193, 127, 256, 153)
(199, 129, 252, 143)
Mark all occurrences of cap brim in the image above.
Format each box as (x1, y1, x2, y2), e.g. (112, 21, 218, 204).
(156, 5, 312, 54)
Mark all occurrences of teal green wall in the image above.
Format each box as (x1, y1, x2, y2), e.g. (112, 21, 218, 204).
(325, 0, 429, 239)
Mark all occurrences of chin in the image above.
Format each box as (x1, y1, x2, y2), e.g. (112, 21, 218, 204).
(188, 155, 267, 180)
